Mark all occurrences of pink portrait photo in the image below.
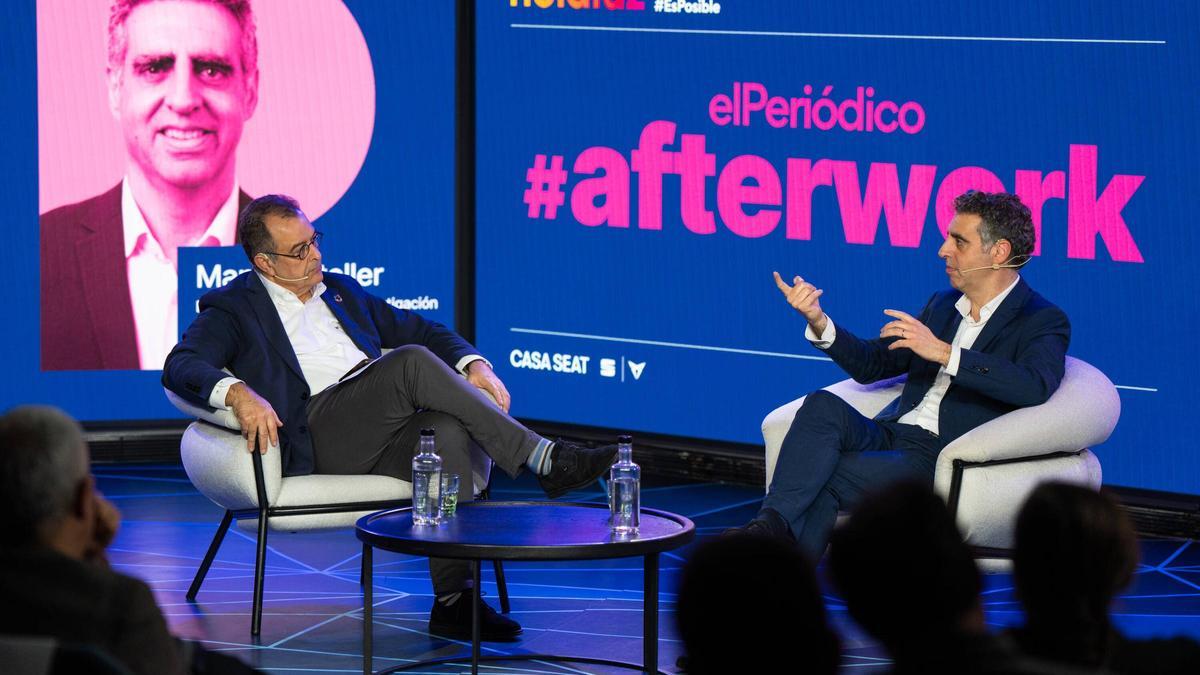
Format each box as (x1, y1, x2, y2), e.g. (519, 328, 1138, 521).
(38, 0, 376, 371)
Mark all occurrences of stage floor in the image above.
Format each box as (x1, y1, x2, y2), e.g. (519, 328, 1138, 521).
(96, 463, 1200, 674)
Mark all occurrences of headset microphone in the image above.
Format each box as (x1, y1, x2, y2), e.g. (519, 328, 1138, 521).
(273, 272, 312, 282)
(955, 254, 1032, 274)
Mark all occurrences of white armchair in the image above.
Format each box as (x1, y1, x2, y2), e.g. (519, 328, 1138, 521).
(761, 356, 1117, 555)
(166, 386, 502, 636)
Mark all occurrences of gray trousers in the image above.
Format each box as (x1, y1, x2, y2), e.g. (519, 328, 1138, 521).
(305, 345, 540, 594)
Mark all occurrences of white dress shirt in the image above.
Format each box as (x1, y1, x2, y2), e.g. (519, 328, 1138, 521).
(208, 274, 370, 408)
(209, 274, 487, 410)
(805, 276, 1021, 436)
(123, 178, 240, 370)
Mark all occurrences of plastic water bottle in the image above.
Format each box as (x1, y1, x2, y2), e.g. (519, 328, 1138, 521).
(412, 428, 442, 526)
(609, 435, 640, 536)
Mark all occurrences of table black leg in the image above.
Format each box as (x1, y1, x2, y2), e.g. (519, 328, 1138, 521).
(644, 553, 659, 675)
(472, 561, 482, 675)
(363, 543, 373, 675)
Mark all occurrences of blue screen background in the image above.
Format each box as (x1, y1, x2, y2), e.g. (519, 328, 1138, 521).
(474, 1, 1199, 494)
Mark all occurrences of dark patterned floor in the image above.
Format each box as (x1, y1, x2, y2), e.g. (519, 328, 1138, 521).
(95, 463, 1200, 674)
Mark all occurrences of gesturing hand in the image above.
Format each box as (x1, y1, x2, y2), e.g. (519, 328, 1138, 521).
(466, 360, 512, 413)
(880, 309, 952, 366)
(774, 271, 828, 335)
(227, 382, 283, 454)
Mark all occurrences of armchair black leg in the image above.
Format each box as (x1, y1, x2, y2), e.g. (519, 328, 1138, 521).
(188, 510, 233, 601)
(360, 549, 367, 588)
(493, 560, 510, 613)
(251, 507, 269, 636)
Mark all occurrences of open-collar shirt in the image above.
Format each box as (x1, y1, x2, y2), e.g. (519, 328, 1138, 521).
(806, 276, 1021, 436)
(122, 177, 239, 370)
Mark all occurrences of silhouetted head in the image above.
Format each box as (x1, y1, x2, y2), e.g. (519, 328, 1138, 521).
(828, 481, 981, 656)
(677, 535, 839, 675)
(1012, 482, 1137, 665)
(0, 405, 93, 548)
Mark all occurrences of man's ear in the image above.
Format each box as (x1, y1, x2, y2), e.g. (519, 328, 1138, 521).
(106, 66, 123, 121)
(252, 253, 274, 276)
(993, 239, 1013, 264)
(72, 474, 96, 522)
(243, 68, 259, 120)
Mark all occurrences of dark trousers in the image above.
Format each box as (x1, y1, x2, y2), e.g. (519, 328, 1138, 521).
(761, 390, 945, 559)
(305, 345, 541, 593)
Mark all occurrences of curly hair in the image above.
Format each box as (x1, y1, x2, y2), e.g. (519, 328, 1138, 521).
(953, 190, 1036, 261)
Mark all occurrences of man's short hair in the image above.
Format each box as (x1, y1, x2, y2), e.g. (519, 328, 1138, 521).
(107, 0, 258, 76)
(954, 190, 1036, 261)
(238, 194, 303, 263)
(828, 481, 981, 652)
(677, 535, 839, 675)
(0, 406, 90, 545)
(1014, 482, 1138, 627)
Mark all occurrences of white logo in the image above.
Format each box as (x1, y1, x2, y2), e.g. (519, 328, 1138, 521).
(600, 358, 617, 377)
(509, 349, 590, 374)
(628, 361, 646, 380)
(653, 0, 721, 14)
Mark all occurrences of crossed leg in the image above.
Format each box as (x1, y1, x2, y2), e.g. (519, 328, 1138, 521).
(761, 390, 943, 559)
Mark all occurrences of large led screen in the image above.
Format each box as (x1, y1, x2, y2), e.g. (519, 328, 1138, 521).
(475, 1, 1199, 494)
(0, 0, 456, 421)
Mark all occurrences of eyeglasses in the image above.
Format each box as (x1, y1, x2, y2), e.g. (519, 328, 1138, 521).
(267, 231, 323, 261)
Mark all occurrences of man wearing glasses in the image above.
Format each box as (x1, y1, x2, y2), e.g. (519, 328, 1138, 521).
(163, 194, 619, 641)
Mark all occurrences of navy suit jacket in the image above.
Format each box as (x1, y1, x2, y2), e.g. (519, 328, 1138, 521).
(162, 271, 478, 476)
(40, 183, 251, 370)
(822, 278, 1070, 445)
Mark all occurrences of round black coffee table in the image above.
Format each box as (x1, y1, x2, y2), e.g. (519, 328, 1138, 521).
(357, 501, 695, 675)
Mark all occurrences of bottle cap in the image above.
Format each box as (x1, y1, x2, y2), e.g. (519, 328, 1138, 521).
(420, 428, 435, 437)
(618, 435, 633, 444)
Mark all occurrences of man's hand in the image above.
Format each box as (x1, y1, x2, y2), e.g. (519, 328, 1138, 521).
(466, 360, 511, 413)
(880, 309, 952, 366)
(85, 492, 121, 565)
(226, 382, 283, 454)
(774, 271, 828, 335)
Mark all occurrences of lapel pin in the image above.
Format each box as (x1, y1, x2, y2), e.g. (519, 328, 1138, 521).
(334, 294, 343, 303)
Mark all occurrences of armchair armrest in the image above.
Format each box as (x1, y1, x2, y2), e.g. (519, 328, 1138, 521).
(825, 375, 908, 418)
(165, 387, 240, 431)
(166, 386, 283, 508)
(181, 420, 283, 510)
(933, 356, 1119, 493)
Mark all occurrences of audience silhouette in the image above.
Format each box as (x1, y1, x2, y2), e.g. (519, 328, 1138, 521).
(0, 406, 259, 675)
(826, 481, 1067, 674)
(1011, 481, 1200, 674)
(677, 534, 839, 674)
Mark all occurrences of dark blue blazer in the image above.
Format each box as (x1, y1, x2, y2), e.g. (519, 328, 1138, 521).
(823, 278, 1070, 444)
(162, 271, 478, 476)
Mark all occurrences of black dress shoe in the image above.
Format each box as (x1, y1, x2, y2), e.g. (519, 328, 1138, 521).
(722, 507, 796, 543)
(537, 439, 618, 499)
(428, 595, 522, 642)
